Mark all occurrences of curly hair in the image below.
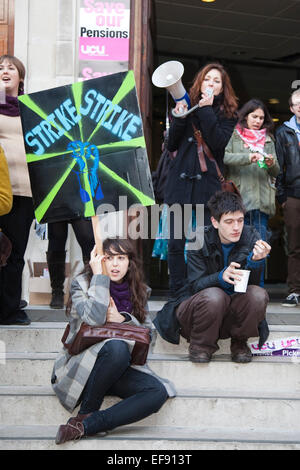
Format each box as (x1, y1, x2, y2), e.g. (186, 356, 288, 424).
(189, 63, 238, 118)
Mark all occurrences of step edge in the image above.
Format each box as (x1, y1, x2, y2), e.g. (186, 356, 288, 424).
(2, 351, 299, 364)
(1, 323, 300, 332)
(0, 385, 299, 401)
(0, 425, 300, 444)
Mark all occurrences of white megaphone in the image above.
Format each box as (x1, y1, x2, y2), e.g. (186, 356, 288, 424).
(152, 61, 191, 114)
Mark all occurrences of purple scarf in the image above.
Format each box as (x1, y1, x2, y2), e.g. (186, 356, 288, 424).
(110, 280, 133, 313)
(0, 95, 21, 117)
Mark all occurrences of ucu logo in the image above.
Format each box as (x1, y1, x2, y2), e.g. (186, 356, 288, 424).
(80, 45, 107, 56)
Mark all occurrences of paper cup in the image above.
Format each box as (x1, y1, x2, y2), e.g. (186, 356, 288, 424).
(234, 270, 250, 293)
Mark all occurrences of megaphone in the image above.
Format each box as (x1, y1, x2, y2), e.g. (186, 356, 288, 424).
(152, 61, 191, 110)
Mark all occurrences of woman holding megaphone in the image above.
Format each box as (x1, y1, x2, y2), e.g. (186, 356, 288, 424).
(164, 63, 238, 296)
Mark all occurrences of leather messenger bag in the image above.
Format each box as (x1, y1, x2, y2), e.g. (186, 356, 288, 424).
(61, 321, 151, 366)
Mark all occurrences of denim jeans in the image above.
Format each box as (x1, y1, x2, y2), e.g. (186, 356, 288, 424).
(244, 210, 269, 287)
(79, 340, 168, 436)
(244, 210, 269, 242)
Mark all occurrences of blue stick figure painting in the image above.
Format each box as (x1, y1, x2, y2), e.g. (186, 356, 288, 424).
(67, 141, 104, 204)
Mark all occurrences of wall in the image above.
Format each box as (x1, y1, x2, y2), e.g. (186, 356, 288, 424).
(15, 0, 78, 91)
(14, 0, 83, 303)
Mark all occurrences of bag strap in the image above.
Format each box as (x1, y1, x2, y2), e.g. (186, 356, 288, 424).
(193, 125, 225, 183)
(193, 125, 207, 173)
(61, 323, 70, 349)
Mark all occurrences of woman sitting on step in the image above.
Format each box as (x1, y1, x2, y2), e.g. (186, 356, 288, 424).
(52, 237, 175, 445)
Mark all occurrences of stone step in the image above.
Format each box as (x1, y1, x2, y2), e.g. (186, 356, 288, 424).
(0, 425, 299, 450)
(154, 325, 300, 356)
(22, 301, 300, 325)
(1, 386, 300, 430)
(1, 323, 299, 355)
(1, 352, 299, 395)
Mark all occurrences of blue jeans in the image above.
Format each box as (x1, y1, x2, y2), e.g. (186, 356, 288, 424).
(79, 340, 168, 436)
(244, 210, 269, 287)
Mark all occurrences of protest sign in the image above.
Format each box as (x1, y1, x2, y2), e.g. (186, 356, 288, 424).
(18, 71, 155, 224)
(78, 0, 130, 81)
(250, 336, 300, 357)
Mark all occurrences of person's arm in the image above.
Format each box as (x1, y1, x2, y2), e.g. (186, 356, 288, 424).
(187, 249, 220, 294)
(70, 274, 110, 326)
(275, 131, 287, 205)
(167, 115, 188, 152)
(0, 147, 12, 216)
(110, 299, 153, 329)
(194, 106, 237, 157)
(106, 297, 131, 324)
(224, 133, 253, 167)
(250, 240, 271, 262)
(70, 247, 110, 325)
(265, 140, 280, 177)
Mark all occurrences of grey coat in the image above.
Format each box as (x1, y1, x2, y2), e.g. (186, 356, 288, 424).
(51, 273, 176, 412)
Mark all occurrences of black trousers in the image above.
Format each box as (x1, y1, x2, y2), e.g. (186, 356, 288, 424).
(283, 197, 300, 294)
(0, 196, 34, 321)
(48, 218, 94, 260)
(167, 204, 210, 294)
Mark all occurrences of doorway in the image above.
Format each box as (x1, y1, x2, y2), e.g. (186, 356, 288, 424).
(148, 0, 300, 291)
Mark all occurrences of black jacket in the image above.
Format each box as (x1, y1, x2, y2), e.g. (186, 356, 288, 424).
(154, 224, 268, 345)
(164, 97, 237, 205)
(275, 123, 300, 204)
(188, 225, 263, 294)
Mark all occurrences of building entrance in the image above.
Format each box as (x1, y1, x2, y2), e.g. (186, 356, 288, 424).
(149, 0, 300, 290)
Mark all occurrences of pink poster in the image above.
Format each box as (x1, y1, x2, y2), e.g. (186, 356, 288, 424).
(79, 37, 129, 62)
(78, 0, 131, 79)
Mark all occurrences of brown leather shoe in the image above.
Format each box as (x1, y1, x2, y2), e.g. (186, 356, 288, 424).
(231, 338, 252, 363)
(55, 421, 85, 445)
(189, 351, 212, 363)
(67, 412, 92, 426)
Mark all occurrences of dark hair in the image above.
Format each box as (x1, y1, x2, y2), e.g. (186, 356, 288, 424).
(189, 63, 238, 118)
(66, 237, 148, 323)
(207, 191, 246, 222)
(0, 54, 26, 95)
(238, 98, 274, 136)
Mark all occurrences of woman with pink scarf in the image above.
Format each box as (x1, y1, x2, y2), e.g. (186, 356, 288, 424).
(224, 99, 279, 286)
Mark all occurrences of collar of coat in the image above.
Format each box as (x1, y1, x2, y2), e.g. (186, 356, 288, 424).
(201, 224, 258, 257)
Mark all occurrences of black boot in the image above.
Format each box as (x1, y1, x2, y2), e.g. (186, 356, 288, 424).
(46, 251, 66, 309)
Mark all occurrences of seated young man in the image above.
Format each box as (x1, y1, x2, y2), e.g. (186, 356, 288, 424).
(176, 191, 271, 364)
